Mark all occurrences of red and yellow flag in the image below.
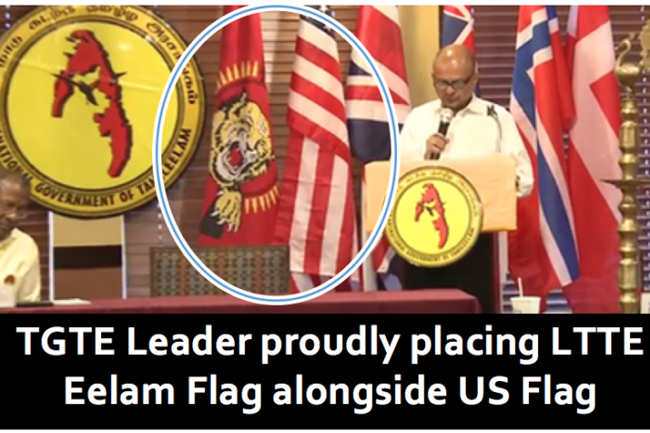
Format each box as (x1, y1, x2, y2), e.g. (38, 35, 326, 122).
(199, 6, 279, 246)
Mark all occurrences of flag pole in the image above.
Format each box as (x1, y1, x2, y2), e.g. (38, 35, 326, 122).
(605, 23, 650, 313)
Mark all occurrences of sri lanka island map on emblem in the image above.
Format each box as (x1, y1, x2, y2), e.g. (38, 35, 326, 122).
(51, 29, 133, 178)
(414, 183, 449, 249)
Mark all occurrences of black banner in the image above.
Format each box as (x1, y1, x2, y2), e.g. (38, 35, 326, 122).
(1, 314, 646, 428)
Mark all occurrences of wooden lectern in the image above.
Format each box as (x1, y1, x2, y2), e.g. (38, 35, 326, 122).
(364, 155, 518, 313)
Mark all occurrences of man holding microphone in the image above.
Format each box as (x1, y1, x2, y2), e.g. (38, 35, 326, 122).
(398, 44, 533, 313)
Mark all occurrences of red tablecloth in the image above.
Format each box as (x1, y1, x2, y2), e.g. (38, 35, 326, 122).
(4, 289, 480, 314)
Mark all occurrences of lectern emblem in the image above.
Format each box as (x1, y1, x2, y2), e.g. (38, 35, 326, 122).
(384, 166, 483, 267)
(0, 5, 205, 217)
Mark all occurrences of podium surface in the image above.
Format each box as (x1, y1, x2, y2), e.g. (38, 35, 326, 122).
(363, 154, 517, 233)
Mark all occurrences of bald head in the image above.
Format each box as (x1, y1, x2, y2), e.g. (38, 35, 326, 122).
(433, 44, 476, 76)
(0, 167, 30, 192)
(431, 44, 478, 111)
(0, 167, 30, 241)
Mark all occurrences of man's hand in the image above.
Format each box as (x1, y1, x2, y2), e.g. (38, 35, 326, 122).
(424, 133, 449, 160)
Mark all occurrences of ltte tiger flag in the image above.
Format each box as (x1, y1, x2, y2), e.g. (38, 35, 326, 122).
(199, 6, 280, 246)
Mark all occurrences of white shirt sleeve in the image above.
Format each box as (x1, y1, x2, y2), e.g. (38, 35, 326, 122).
(500, 108, 534, 198)
(16, 241, 41, 302)
(399, 110, 425, 163)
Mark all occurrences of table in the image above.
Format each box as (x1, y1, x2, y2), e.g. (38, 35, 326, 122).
(5, 289, 481, 314)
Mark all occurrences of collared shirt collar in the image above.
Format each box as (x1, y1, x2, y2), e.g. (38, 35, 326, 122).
(433, 94, 486, 116)
(0, 229, 18, 249)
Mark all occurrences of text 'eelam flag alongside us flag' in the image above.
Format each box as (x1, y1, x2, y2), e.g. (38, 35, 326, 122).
(198, 5, 280, 248)
(345, 5, 411, 291)
(273, 5, 361, 292)
(508, 5, 580, 312)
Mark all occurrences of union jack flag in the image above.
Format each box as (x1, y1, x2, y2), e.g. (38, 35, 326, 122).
(345, 5, 410, 290)
(441, 5, 476, 50)
(508, 6, 579, 310)
(441, 5, 479, 95)
(274, 5, 360, 292)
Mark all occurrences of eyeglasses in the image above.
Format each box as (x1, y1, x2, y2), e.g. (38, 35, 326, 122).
(434, 75, 474, 91)
(0, 202, 28, 219)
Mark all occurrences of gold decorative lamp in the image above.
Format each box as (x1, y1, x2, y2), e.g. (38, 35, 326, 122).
(607, 23, 650, 313)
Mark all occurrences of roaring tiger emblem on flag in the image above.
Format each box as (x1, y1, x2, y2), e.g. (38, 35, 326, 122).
(208, 90, 275, 232)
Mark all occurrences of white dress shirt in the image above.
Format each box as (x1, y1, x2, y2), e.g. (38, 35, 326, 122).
(399, 96, 534, 197)
(0, 228, 41, 302)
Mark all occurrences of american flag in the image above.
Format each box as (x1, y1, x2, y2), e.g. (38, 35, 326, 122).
(273, 5, 360, 292)
(345, 5, 410, 291)
(563, 6, 622, 313)
(441, 6, 479, 95)
(508, 5, 579, 310)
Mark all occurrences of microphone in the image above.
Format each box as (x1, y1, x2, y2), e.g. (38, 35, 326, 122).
(431, 108, 454, 160)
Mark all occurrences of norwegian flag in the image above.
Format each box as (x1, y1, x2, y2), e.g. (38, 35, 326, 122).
(508, 6, 579, 311)
(563, 6, 622, 313)
(274, 5, 360, 292)
(441, 5, 479, 95)
(345, 5, 410, 291)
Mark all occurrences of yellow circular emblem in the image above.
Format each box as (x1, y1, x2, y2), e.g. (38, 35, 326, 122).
(0, 6, 205, 217)
(385, 165, 483, 267)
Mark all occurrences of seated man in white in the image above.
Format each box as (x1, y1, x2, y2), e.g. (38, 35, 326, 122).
(0, 168, 40, 302)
